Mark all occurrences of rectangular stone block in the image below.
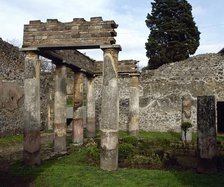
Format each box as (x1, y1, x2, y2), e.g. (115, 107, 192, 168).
(197, 96, 217, 173)
(23, 18, 118, 49)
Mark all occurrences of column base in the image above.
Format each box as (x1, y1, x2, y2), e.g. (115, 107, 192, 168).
(54, 135, 67, 153)
(128, 130, 139, 136)
(86, 118, 96, 138)
(23, 128, 41, 166)
(72, 118, 83, 144)
(100, 129, 118, 171)
(128, 116, 139, 136)
(197, 157, 217, 174)
(23, 151, 40, 166)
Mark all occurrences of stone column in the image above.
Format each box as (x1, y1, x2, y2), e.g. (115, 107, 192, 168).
(128, 75, 139, 136)
(47, 90, 54, 130)
(86, 77, 95, 138)
(72, 72, 84, 144)
(197, 96, 217, 173)
(83, 74, 87, 129)
(100, 45, 121, 171)
(181, 95, 193, 141)
(24, 51, 41, 166)
(54, 65, 67, 153)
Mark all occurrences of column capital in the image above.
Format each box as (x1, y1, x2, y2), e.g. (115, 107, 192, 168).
(100, 44, 122, 51)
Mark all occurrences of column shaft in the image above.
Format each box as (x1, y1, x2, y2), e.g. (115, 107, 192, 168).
(128, 76, 139, 136)
(72, 72, 84, 144)
(100, 45, 121, 171)
(86, 78, 96, 137)
(54, 65, 67, 153)
(23, 52, 41, 166)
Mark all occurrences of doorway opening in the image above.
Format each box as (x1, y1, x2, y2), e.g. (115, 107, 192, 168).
(217, 102, 224, 134)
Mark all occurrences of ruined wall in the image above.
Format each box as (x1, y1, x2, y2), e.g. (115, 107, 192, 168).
(0, 38, 25, 136)
(95, 53, 224, 132)
(1, 35, 224, 135)
(0, 38, 54, 136)
(140, 53, 224, 132)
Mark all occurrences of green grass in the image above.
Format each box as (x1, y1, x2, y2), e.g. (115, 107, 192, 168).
(3, 132, 224, 186)
(9, 145, 224, 187)
(0, 134, 23, 147)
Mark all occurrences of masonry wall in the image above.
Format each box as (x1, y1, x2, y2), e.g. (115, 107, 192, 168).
(0, 38, 54, 136)
(95, 53, 224, 132)
(95, 76, 133, 130)
(0, 38, 24, 136)
(140, 53, 224, 132)
(1, 36, 224, 135)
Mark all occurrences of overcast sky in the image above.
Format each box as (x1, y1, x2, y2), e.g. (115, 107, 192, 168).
(0, 0, 224, 67)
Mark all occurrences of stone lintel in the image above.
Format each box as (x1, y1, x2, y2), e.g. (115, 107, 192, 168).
(100, 44, 122, 51)
(129, 73, 141, 77)
(40, 49, 95, 75)
(20, 47, 39, 52)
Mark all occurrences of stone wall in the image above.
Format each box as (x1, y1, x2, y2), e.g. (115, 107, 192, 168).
(95, 76, 132, 130)
(0, 38, 25, 136)
(95, 53, 224, 132)
(1, 35, 224, 135)
(139, 53, 224, 132)
(0, 38, 55, 136)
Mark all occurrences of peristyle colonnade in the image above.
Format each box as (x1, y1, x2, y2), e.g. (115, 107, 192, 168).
(21, 17, 140, 170)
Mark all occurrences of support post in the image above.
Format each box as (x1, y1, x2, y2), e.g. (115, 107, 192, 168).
(54, 65, 67, 153)
(23, 51, 41, 166)
(100, 45, 121, 171)
(197, 96, 217, 173)
(86, 77, 96, 137)
(72, 72, 84, 144)
(128, 75, 139, 136)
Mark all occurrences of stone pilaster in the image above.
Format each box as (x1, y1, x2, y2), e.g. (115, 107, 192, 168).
(54, 65, 67, 153)
(86, 77, 96, 138)
(73, 72, 84, 144)
(23, 51, 41, 166)
(197, 96, 217, 173)
(100, 45, 121, 171)
(128, 75, 139, 136)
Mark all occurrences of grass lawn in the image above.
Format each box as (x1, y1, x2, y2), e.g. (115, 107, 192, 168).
(8, 146, 224, 187)
(0, 134, 23, 147)
(1, 131, 224, 186)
